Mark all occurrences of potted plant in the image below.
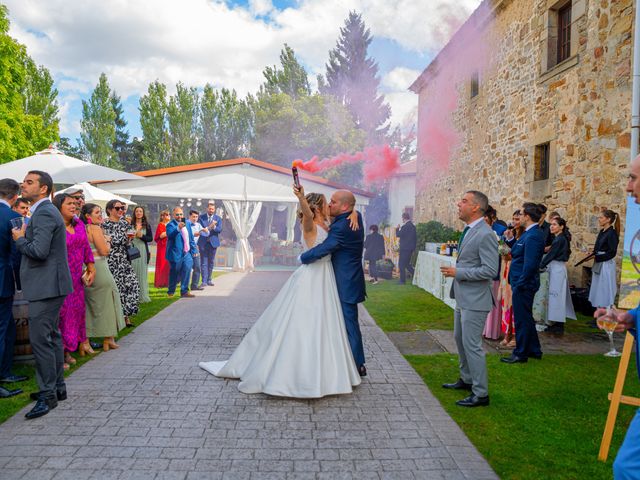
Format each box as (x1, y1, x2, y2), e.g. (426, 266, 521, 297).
(376, 258, 395, 279)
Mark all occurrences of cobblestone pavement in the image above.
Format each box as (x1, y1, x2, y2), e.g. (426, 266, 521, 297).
(0, 271, 497, 480)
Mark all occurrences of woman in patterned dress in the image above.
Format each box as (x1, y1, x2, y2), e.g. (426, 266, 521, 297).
(53, 194, 95, 368)
(154, 210, 170, 288)
(103, 199, 140, 326)
(500, 210, 524, 347)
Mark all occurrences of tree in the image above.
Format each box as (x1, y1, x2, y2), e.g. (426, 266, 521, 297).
(199, 85, 252, 162)
(251, 92, 365, 171)
(261, 44, 310, 99)
(22, 59, 59, 134)
(58, 137, 85, 159)
(320, 11, 391, 144)
(120, 136, 146, 172)
(111, 92, 130, 168)
(167, 82, 198, 166)
(139, 80, 169, 169)
(80, 73, 117, 167)
(0, 5, 58, 163)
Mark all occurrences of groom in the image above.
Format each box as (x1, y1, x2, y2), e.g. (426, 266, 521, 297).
(300, 190, 367, 376)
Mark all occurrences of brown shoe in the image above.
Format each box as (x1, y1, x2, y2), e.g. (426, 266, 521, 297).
(181, 292, 195, 298)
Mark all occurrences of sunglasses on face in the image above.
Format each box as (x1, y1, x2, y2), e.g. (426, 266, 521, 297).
(114, 206, 126, 211)
(71, 195, 85, 200)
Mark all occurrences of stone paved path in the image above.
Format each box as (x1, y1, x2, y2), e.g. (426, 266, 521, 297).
(0, 272, 497, 480)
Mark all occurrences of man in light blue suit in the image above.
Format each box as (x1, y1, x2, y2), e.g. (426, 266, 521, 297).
(198, 201, 222, 286)
(602, 154, 640, 479)
(166, 207, 197, 298)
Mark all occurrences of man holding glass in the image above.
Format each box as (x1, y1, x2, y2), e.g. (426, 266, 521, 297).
(599, 154, 640, 479)
(0, 179, 28, 396)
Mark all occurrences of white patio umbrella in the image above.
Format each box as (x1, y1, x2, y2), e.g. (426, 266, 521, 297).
(57, 182, 136, 209)
(0, 146, 142, 183)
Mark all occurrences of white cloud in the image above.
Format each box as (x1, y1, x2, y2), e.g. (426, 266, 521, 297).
(4, 0, 480, 135)
(382, 67, 422, 91)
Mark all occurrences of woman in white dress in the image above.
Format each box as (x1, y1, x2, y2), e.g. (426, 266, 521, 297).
(588, 209, 620, 308)
(199, 186, 362, 398)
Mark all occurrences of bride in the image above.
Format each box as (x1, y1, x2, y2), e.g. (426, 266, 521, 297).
(198, 185, 362, 398)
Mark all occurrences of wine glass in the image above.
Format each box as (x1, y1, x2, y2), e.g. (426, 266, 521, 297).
(597, 306, 621, 357)
(126, 228, 136, 242)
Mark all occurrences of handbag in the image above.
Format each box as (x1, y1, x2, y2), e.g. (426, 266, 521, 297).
(126, 245, 141, 262)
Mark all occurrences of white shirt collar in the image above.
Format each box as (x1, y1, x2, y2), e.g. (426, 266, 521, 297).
(526, 223, 537, 231)
(0, 200, 10, 209)
(466, 217, 485, 229)
(30, 197, 48, 213)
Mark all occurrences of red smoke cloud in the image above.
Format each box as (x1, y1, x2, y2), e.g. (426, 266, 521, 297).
(417, 3, 492, 187)
(293, 145, 400, 185)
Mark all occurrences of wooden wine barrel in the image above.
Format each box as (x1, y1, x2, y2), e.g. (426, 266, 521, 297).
(12, 290, 34, 363)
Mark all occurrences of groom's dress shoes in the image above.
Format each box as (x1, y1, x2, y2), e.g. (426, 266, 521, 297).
(442, 379, 472, 391)
(500, 354, 528, 364)
(25, 396, 57, 420)
(0, 386, 22, 398)
(456, 394, 489, 407)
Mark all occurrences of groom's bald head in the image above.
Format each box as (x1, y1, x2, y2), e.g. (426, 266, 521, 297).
(329, 190, 356, 217)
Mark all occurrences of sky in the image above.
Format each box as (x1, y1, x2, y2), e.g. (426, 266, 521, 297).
(4, 0, 481, 143)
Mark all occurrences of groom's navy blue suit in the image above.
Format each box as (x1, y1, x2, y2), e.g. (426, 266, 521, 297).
(300, 211, 366, 366)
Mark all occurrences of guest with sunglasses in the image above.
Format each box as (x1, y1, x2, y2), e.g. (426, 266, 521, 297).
(102, 200, 140, 327)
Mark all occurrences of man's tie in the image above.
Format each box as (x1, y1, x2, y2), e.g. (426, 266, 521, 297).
(458, 225, 470, 250)
(208, 215, 212, 224)
(181, 226, 189, 253)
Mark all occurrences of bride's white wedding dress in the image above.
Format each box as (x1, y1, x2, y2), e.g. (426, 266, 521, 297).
(199, 225, 361, 398)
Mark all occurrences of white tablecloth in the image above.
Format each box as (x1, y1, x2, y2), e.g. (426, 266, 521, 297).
(412, 251, 456, 309)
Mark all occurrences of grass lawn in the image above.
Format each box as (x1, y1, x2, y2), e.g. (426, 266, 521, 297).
(0, 270, 224, 424)
(408, 353, 640, 480)
(364, 280, 453, 331)
(365, 281, 640, 479)
(365, 279, 605, 335)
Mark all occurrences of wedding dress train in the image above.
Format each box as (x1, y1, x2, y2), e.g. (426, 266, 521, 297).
(199, 226, 361, 398)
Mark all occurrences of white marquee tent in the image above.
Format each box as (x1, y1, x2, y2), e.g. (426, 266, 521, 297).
(99, 158, 373, 271)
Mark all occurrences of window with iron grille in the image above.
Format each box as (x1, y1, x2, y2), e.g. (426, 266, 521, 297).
(557, 3, 572, 64)
(534, 143, 550, 181)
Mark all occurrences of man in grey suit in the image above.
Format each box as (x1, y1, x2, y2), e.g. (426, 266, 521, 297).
(440, 190, 498, 407)
(12, 171, 73, 419)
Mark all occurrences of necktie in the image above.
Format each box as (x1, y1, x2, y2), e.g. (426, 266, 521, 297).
(181, 226, 189, 253)
(458, 226, 470, 250)
(208, 215, 212, 224)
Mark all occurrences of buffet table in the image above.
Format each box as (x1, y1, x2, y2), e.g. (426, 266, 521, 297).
(412, 251, 456, 309)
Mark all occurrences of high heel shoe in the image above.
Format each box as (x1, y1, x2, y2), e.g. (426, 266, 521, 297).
(82, 340, 95, 355)
(78, 342, 94, 357)
(64, 353, 76, 365)
(103, 338, 119, 352)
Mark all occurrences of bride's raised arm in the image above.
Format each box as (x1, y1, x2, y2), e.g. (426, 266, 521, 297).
(293, 185, 315, 233)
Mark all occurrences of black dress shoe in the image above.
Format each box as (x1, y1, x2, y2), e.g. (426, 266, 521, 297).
(530, 353, 543, 360)
(0, 386, 22, 398)
(192, 286, 205, 291)
(90, 341, 102, 350)
(500, 354, 528, 364)
(358, 365, 367, 377)
(456, 394, 489, 407)
(442, 379, 472, 391)
(30, 389, 67, 401)
(25, 397, 57, 420)
(0, 374, 28, 383)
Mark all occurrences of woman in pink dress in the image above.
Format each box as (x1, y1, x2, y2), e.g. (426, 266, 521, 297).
(154, 210, 170, 288)
(53, 194, 95, 368)
(500, 210, 524, 347)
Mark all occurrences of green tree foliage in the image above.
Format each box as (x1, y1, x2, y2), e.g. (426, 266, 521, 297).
(0, 5, 59, 163)
(111, 93, 130, 166)
(199, 85, 251, 162)
(261, 44, 310, 99)
(139, 80, 169, 169)
(167, 82, 198, 166)
(58, 137, 85, 159)
(80, 73, 117, 167)
(320, 11, 391, 143)
(251, 92, 364, 169)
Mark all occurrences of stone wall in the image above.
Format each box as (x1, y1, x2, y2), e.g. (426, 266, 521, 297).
(413, 0, 633, 284)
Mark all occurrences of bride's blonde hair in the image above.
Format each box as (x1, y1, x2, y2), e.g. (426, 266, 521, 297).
(298, 193, 326, 221)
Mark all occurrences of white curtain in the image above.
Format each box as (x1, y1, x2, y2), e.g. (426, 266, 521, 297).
(223, 200, 263, 272)
(263, 204, 274, 237)
(286, 203, 298, 243)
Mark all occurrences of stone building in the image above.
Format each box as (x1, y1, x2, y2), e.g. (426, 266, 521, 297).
(410, 0, 633, 284)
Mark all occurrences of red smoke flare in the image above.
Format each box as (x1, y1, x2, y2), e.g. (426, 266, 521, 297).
(292, 145, 400, 185)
